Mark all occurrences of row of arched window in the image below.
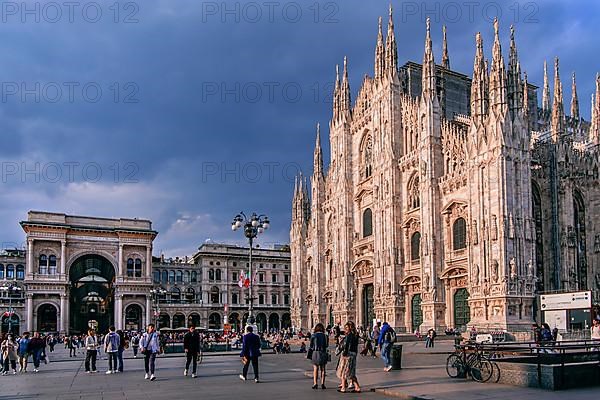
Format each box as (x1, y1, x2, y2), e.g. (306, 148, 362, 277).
(156, 286, 197, 304)
(153, 269, 199, 285)
(126, 258, 143, 278)
(39, 254, 57, 275)
(0, 264, 25, 280)
(409, 218, 467, 261)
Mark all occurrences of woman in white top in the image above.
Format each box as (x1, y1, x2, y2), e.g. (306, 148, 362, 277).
(591, 318, 600, 340)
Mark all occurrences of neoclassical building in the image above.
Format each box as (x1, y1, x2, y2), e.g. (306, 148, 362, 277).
(151, 243, 291, 333)
(290, 10, 600, 333)
(0, 212, 291, 335)
(9, 211, 157, 334)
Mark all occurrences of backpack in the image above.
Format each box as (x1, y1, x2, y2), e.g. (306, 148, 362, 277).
(541, 328, 553, 342)
(385, 327, 397, 343)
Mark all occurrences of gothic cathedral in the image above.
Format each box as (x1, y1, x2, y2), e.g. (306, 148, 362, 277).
(290, 8, 600, 333)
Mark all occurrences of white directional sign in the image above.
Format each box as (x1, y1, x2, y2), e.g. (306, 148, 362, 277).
(540, 291, 591, 311)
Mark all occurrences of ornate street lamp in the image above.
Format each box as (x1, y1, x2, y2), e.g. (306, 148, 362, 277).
(0, 282, 22, 334)
(231, 212, 270, 327)
(149, 288, 167, 328)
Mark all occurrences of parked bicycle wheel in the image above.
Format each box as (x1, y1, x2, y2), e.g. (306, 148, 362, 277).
(445, 353, 463, 378)
(470, 358, 493, 383)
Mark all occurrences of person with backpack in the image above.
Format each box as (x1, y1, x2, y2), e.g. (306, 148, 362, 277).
(377, 321, 396, 372)
(104, 326, 120, 374)
(131, 334, 140, 358)
(27, 332, 46, 373)
(140, 324, 160, 381)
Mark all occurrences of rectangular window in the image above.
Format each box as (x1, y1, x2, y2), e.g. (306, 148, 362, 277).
(284, 294, 290, 305)
(284, 274, 289, 283)
(259, 273, 264, 283)
(271, 274, 277, 283)
(232, 272, 238, 281)
(273, 263, 277, 268)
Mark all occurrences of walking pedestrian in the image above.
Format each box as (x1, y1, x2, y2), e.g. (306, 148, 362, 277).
(378, 321, 394, 372)
(131, 334, 140, 358)
(116, 329, 126, 373)
(84, 329, 99, 373)
(68, 335, 77, 357)
(308, 322, 328, 389)
(17, 332, 30, 373)
(104, 326, 120, 374)
(27, 332, 46, 373)
(1, 334, 18, 375)
(425, 328, 436, 348)
(336, 322, 361, 393)
(140, 323, 160, 381)
(46, 335, 56, 353)
(371, 322, 380, 357)
(239, 325, 261, 383)
(183, 325, 201, 378)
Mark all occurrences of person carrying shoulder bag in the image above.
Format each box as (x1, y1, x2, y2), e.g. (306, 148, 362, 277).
(140, 324, 160, 381)
(308, 323, 328, 390)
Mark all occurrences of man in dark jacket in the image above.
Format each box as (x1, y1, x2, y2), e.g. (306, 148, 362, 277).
(183, 326, 201, 378)
(116, 330, 127, 372)
(239, 325, 261, 383)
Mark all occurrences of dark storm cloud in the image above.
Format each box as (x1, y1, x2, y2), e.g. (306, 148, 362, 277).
(0, 0, 598, 254)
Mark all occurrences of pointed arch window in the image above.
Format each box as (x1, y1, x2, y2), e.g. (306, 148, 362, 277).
(408, 174, 420, 209)
(363, 208, 373, 238)
(453, 218, 467, 250)
(411, 232, 421, 261)
(361, 135, 373, 179)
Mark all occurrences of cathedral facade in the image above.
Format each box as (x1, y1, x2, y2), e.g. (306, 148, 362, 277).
(290, 9, 600, 333)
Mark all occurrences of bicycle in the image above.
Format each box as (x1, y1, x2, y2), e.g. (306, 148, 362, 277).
(446, 343, 494, 383)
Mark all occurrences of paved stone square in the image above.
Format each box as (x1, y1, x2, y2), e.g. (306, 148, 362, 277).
(3, 342, 599, 400)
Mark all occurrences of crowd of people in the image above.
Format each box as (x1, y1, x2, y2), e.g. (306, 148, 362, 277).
(3, 317, 598, 388)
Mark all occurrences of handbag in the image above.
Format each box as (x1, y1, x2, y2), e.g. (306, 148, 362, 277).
(241, 356, 249, 364)
(306, 348, 313, 360)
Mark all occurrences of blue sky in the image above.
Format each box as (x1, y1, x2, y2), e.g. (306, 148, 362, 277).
(0, 0, 598, 256)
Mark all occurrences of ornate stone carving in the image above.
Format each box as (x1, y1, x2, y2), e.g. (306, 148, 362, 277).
(510, 258, 517, 280)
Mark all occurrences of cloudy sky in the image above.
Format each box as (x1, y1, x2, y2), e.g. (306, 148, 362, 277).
(0, 0, 597, 256)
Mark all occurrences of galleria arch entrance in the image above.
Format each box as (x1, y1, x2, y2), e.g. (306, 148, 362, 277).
(69, 254, 115, 334)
